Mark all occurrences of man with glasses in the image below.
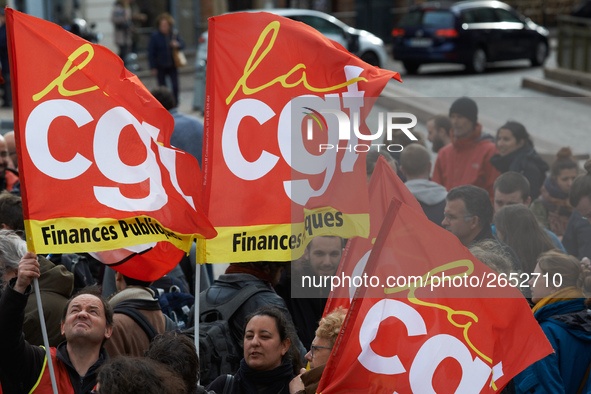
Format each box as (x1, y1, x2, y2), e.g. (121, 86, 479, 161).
(443, 185, 522, 271)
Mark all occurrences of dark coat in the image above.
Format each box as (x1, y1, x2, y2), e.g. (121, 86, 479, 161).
(23, 256, 74, 347)
(275, 266, 328, 350)
(562, 210, 591, 260)
(147, 30, 184, 70)
(201, 273, 306, 358)
(490, 146, 549, 200)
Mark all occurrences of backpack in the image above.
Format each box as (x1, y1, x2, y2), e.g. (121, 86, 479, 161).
(113, 301, 177, 342)
(198, 285, 272, 386)
(49, 253, 97, 293)
(152, 276, 195, 330)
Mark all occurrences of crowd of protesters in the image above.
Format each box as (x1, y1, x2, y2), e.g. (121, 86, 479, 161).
(0, 94, 590, 394)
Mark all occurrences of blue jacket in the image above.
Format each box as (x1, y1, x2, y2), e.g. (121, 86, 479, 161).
(514, 298, 591, 394)
(563, 210, 591, 260)
(170, 108, 203, 165)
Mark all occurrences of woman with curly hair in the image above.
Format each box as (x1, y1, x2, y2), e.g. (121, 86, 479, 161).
(289, 307, 347, 394)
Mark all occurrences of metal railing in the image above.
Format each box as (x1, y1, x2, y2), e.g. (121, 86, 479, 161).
(557, 15, 591, 73)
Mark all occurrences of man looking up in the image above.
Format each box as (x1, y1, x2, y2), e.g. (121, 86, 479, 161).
(0, 252, 113, 393)
(432, 97, 500, 198)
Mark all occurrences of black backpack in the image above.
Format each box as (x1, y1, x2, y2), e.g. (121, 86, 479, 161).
(152, 277, 194, 330)
(49, 253, 97, 293)
(198, 285, 272, 386)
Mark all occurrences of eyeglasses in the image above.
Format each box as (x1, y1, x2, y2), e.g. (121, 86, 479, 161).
(310, 344, 332, 358)
(443, 213, 473, 222)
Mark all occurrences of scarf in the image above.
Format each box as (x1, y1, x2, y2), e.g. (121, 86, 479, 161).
(532, 286, 584, 314)
(236, 358, 294, 394)
(544, 177, 570, 200)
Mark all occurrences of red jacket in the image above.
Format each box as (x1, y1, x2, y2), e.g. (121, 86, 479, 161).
(432, 130, 500, 198)
(30, 347, 75, 394)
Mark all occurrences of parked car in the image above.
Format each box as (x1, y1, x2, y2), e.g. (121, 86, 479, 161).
(392, 0, 550, 74)
(204, 8, 387, 67)
(193, 8, 388, 110)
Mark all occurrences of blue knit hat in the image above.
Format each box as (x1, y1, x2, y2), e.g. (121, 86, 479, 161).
(449, 97, 478, 124)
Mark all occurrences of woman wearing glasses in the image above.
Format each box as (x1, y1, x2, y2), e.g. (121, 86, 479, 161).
(207, 305, 303, 394)
(290, 307, 347, 394)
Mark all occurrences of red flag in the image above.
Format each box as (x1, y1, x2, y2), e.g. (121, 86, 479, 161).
(318, 199, 552, 393)
(323, 156, 424, 315)
(203, 12, 401, 263)
(7, 9, 216, 280)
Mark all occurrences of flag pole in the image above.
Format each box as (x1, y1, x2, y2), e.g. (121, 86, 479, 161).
(194, 243, 200, 383)
(33, 277, 59, 394)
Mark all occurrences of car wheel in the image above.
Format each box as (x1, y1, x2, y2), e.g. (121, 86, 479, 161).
(530, 41, 548, 67)
(466, 48, 487, 74)
(403, 62, 420, 74)
(361, 51, 380, 68)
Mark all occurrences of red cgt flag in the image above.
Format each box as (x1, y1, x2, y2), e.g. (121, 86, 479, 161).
(318, 198, 552, 393)
(6, 8, 216, 280)
(323, 156, 424, 316)
(203, 12, 401, 263)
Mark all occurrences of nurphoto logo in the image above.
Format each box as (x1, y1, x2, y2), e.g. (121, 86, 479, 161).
(300, 100, 418, 153)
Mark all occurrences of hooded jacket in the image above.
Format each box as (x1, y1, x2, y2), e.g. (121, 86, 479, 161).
(432, 130, 500, 198)
(23, 256, 74, 347)
(489, 146, 549, 200)
(405, 179, 447, 226)
(104, 286, 168, 358)
(514, 298, 591, 394)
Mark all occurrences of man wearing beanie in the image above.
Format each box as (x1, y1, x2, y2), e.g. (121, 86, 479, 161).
(432, 97, 500, 198)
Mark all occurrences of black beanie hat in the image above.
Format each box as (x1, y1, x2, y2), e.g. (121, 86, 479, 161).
(449, 97, 478, 124)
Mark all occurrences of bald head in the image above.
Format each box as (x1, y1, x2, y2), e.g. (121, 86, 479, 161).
(400, 144, 431, 179)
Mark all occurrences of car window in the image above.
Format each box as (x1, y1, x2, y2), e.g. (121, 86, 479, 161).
(400, 10, 454, 28)
(461, 8, 498, 23)
(293, 15, 344, 36)
(494, 8, 523, 23)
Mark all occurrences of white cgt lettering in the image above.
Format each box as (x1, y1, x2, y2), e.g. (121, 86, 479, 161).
(358, 299, 427, 375)
(358, 299, 492, 392)
(26, 99, 93, 180)
(93, 106, 166, 211)
(222, 98, 279, 181)
(24, 99, 192, 212)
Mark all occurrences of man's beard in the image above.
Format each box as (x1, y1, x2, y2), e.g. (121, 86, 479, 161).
(431, 137, 445, 153)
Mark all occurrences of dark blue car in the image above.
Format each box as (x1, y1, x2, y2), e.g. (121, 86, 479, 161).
(392, 0, 550, 74)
